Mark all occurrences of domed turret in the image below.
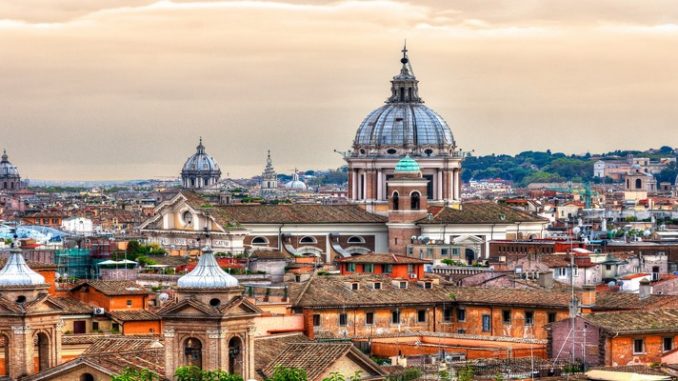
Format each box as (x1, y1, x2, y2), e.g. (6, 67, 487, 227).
(0, 149, 22, 191)
(177, 247, 238, 289)
(181, 138, 222, 189)
(394, 155, 421, 174)
(0, 250, 45, 287)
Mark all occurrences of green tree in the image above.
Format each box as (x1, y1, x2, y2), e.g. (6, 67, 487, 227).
(265, 366, 307, 381)
(457, 365, 474, 381)
(174, 366, 242, 381)
(111, 368, 160, 381)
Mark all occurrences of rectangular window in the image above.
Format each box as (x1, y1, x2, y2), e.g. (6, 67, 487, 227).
(457, 308, 466, 322)
(313, 314, 320, 327)
(126, 300, 132, 307)
(417, 309, 426, 323)
(373, 282, 381, 290)
(426, 248, 433, 258)
(424, 282, 432, 289)
(399, 282, 407, 289)
(457, 329, 466, 334)
(441, 248, 449, 256)
(392, 310, 400, 324)
(548, 312, 557, 324)
(556, 268, 567, 277)
(605, 264, 612, 270)
(502, 310, 511, 324)
(452, 248, 459, 256)
(92, 321, 99, 331)
(664, 337, 673, 352)
(339, 313, 347, 326)
(525, 311, 534, 326)
(351, 283, 359, 290)
(383, 264, 393, 274)
(443, 307, 452, 322)
(364, 264, 374, 273)
(407, 247, 413, 256)
(366, 312, 374, 325)
(633, 339, 645, 354)
(347, 263, 356, 272)
(482, 314, 491, 332)
(407, 264, 415, 274)
(573, 267, 579, 277)
(112, 323, 120, 332)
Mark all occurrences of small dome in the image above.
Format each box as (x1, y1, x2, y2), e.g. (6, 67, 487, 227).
(395, 155, 420, 173)
(0, 251, 45, 287)
(177, 248, 238, 289)
(182, 139, 221, 174)
(285, 171, 307, 190)
(0, 149, 20, 179)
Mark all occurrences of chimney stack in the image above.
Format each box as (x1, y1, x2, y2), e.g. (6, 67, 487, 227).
(639, 279, 652, 300)
(581, 284, 597, 308)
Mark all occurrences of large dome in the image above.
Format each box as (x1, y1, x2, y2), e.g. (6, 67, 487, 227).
(352, 45, 456, 157)
(0, 251, 45, 287)
(0, 149, 20, 178)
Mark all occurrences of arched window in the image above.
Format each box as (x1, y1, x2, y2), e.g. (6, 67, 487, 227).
(228, 337, 243, 375)
(80, 373, 95, 381)
(251, 236, 268, 245)
(399, 87, 405, 101)
(347, 236, 365, 244)
(635, 178, 642, 189)
(411, 192, 421, 210)
(184, 337, 202, 368)
(182, 211, 193, 225)
(299, 236, 317, 244)
(626, 179, 630, 188)
(408, 88, 413, 100)
(35, 332, 50, 372)
(392, 192, 399, 210)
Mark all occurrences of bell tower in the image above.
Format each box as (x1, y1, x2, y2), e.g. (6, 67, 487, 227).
(0, 248, 63, 380)
(386, 155, 428, 255)
(158, 246, 261, 380)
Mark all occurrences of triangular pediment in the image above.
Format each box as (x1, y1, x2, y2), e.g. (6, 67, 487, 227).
(158, 299, 220, 318)
(220, 296, 262, 316)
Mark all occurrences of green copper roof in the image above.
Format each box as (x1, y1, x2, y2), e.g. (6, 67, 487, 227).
(394, 155, 420, 173)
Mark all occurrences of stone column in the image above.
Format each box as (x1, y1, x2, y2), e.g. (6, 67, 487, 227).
(377, 169, 383, 201)
(351, 170, 357, 201)
(163, 328, 176, 380)
(437, 170, 443, 201)
(247, 327, 256, 380)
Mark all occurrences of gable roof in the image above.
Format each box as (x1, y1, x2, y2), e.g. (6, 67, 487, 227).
(70, 280, 149, 296)
(339, 253, 431, 265)
(583, 309, 678, 334)
(254, 333, 311, 372)
(419, 201, 547, 225)
(210, 203, 386, 225)
(261, 342, 385, 381)
(294, 275, 453, 308)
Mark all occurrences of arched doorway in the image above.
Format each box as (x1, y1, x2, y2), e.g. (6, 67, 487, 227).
(465, 248, 475, 264)
(35, 332, 50, 372)
(1, 334, 9, 377)
(183, 337, 202, 369)
(228, 336, 243, 376)
(392, 192, 399, 210)
(80, 373, 95, 381)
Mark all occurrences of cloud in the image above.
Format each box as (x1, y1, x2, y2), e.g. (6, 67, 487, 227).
(1, 0, 678, 180)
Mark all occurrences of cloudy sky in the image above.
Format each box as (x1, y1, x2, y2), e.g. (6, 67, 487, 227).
(2, 1, 678, 180)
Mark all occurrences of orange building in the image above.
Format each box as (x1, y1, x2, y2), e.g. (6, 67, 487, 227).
(549, 309, 678, 367)
(69, 280, 150, 311)
(107, 310, 161, 336)
(338, 253, 429, 280)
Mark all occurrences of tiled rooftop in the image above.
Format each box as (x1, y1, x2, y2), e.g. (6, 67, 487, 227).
(419, 201, 547, 225)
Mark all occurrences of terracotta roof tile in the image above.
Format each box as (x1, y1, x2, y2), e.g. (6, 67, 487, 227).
(260, 342, 353, 380)
(254, 333, 311, 371)
(420, 201, 547, 225)
(339, 253, 431, 264)
(108, 310, 159, 322)
(584, 309, 678, 334)
(71, 280, 149, 296)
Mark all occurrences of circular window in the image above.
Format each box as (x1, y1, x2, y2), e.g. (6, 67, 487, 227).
(209, 298, 221, 307)
(424, 149, 433, 156)
(387, 149, 397, 155)
(16, 295, 26, 303)
(359, 149, 366, 155)
(182, 211, 193, 225)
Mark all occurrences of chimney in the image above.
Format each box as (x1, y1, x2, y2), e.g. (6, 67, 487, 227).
(581, 284, 597, 308)
(538, 271, 554, 290)
(639, 279, 652, 299)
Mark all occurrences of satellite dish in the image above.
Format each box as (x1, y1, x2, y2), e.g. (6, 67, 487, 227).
(643, 230, 651, 237)
(158, 293, 169, 302)
(607, 281, 616, 287)
(422, 237, 430, 244)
